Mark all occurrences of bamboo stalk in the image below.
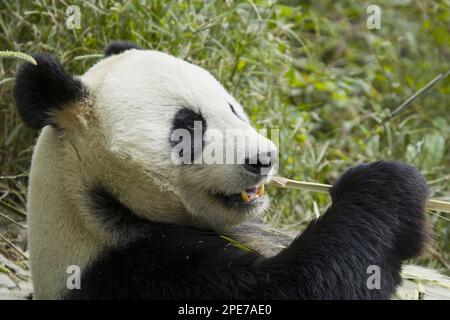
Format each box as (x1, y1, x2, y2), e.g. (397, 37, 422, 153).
(426, 199, 450, 214)
(0, 200, 27, 218)
(0, 210, 26, 229)
(270, 176, 450, 214)
(387, 70, 450, 119)
(0, 233, 29, 260)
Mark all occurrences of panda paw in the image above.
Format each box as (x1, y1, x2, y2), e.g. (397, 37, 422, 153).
(330, 161, 429, 260)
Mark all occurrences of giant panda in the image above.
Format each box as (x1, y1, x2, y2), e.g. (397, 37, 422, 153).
(13, 41, 429, 300)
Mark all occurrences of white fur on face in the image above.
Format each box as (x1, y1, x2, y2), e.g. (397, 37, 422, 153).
(80, 50, 278, 230)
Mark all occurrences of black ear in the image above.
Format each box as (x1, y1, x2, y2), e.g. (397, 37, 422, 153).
(104, 41, 141, 57)
(14, 54, 87, 129)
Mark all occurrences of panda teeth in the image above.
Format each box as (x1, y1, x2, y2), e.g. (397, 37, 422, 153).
(241, 191, 251, 203)
(240, 184, 265, 203)
(257, 184, 265, 196)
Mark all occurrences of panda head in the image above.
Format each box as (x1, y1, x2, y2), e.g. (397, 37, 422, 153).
(14, 41, 278, 231)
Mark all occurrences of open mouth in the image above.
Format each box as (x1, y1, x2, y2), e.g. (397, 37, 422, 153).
(240, 184, 265, 203)
(212, 184, 266, 208)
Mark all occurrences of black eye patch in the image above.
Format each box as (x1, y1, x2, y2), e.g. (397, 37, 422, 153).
(170, 108, 206, 162)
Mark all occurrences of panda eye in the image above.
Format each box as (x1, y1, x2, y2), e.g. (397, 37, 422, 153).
(229, 103, 247, 123)
(229, 103, 238, 117)
(170, 107, 206, 147)
(170, 108, 207, 162)
(172, 108, 206, 135)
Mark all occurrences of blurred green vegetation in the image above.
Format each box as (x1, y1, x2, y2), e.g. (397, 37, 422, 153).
(0, 1, 449, 271)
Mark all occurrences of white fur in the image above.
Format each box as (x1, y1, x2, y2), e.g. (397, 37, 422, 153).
(28, 49, 277, 299)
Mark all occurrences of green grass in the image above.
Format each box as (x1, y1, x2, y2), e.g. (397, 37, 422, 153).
(0, 0, 449, 272)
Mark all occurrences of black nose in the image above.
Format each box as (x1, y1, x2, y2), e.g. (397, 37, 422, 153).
(244, 151, 275, 175)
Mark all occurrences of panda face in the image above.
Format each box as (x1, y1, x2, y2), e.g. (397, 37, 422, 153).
(83, 50, 278, 230)
(15, 46, 278, 231)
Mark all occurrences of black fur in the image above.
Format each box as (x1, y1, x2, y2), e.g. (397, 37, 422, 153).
(170, 108, 207, 162)
(67, 161, 428, 300)
(87, 185, 153, 238)
(104, 41, 141, 56)
(14, 54, 87, 129)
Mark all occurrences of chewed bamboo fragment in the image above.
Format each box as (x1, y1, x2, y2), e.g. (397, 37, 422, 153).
(270, 176, 450, 214)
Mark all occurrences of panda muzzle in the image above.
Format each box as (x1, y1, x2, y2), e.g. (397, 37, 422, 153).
(240, 184, 265, 203)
